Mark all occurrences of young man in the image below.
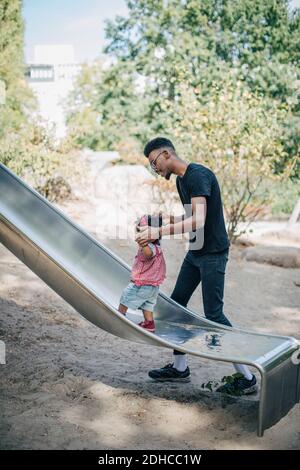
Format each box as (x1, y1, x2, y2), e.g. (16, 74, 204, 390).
(135, 137, 257, 395)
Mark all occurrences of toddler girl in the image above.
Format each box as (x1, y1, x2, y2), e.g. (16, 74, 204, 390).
(118, 214, 166, 332)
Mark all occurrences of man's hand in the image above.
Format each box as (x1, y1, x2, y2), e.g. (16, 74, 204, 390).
(135, 225, 160, 245)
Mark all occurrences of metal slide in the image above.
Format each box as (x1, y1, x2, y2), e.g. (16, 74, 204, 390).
(0, 162, 299, 437)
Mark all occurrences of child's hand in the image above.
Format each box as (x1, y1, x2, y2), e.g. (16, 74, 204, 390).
(135, 225, 160, 244)
(136, 238, 148, 247)
(134, 216, 145, 233)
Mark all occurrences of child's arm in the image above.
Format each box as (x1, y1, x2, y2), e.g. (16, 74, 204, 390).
(142, 244, 154, 258)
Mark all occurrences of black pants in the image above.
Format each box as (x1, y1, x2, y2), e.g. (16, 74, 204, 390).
(171, 249, 232, 355)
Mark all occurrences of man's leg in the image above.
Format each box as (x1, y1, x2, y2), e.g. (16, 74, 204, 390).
(200, 252, 256, 392)
(148, 254, 201, 381)
(199, 251, 232, 326)
(170, 253, 201, 307)
(171, 254, 201, 370)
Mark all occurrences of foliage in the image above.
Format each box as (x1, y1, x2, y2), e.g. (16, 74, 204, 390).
(161, 77, 293, 238)
(0, 0, 35, 137)
(64, 61, 104, 150)
(269, 179, 300, 216)
(0, 0, 74, 200)
(65, 0, 300, 234)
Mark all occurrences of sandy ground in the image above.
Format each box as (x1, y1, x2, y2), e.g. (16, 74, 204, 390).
(1, 156, 300, 450)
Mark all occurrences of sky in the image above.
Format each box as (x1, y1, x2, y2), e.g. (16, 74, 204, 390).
(23, 0, 129, 63)
(23, 0, 300, 64)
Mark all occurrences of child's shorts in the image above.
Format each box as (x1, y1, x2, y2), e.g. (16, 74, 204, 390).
(119, 282, 159, 312)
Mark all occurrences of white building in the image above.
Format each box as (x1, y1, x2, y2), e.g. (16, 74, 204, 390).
(26, 45, 81, 140)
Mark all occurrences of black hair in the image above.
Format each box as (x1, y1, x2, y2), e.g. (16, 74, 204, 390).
(136, 214, 163, 242)
(143, 137, 175, 158)
(147, 214, 163, 230)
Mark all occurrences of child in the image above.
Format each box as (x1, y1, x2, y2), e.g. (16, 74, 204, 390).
(118, 214, 166, 332)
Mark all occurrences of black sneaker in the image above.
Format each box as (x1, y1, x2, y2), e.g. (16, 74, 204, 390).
(216, 373, 257, 396)
(148, 363, 191, 382)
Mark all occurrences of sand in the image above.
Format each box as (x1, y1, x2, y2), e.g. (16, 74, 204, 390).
(0, 156, 300, 450)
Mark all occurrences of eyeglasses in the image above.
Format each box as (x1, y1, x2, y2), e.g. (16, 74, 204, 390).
(149, 150, 165, 173)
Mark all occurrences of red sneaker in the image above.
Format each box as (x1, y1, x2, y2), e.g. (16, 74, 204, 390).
(138, 320, 156, 333)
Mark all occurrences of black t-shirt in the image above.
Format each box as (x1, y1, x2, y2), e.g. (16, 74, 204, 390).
(176, 163, 230, 255)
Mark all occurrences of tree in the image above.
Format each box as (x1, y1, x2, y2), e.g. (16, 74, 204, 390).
(98, 0, 300, 175)
(0, 0, 36, 171)
(0, 0, 35, 139)
(161, 76, 292, 238)
(65, 61, 104, 149)
(66, 0, 300, 235)
(0, 0, 74, 199)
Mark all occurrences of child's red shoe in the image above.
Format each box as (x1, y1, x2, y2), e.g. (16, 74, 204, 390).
(138, 320, 155, 333)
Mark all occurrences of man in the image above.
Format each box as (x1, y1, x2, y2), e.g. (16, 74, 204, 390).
(136, 137, 257, 395)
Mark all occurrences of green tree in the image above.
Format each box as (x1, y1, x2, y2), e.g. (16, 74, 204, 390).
(68, 0, 300, 152)
(161, 77, 293, 238)
(101, 0, 300, 170)
(0, 0, 69, 195)
(65, 61, 104, 149)
(65, 0, 300, 231)
(104, 1, 300, 100)
(0, 0, 35, 133)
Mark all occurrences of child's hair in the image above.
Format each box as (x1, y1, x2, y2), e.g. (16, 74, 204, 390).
(136, 214, 163, 243)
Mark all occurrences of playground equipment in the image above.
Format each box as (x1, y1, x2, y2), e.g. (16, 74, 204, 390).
(0, 162, 299, 436)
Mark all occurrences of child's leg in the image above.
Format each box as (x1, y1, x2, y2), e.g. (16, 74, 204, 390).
(139, 308, 155, 332)
(142, 309, 154, 322)
(118, 304, 128, 315)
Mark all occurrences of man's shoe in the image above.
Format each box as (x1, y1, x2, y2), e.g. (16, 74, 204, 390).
(138, 320, 155, 332)
(148, 363, 191, 382)
(216, 373, 257, 396)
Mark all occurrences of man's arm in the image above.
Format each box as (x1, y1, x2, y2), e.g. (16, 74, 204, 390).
(163, 214, 185, 225)
(136, 197, 207, 245)
(149, 212, 184, 226)
(160, 196, 207, 236)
